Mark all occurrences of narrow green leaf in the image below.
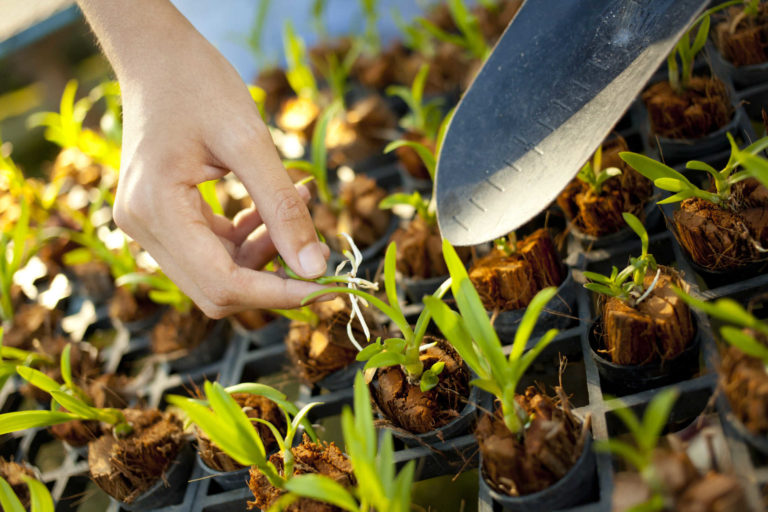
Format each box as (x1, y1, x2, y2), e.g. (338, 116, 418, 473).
(594, 438, 647, 471)
(16, 366, 61, 395)
(22, 476, 54, 512)
(721, 327, 768, 365)
(383, 243, 400, 323)
(364, 351, 407, 370)
(510, 287, 557, 362)
(283, 474, 358, 511)
(0, 476, 25, 512)
(356, 341, 384, 361)
(0, 410, 79, 435)
(60, 344, 75, 391)
(640, 389, 678, 452)
(423, 296, 484, 376)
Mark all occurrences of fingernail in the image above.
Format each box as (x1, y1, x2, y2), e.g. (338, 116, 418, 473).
(296, 184, 311, 202)
(298, 242, 327, 278)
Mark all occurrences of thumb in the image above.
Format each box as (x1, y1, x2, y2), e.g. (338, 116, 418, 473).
(217, 123, 327, 279)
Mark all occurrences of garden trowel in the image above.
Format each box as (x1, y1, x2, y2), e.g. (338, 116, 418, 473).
(436, 0, 709, 245)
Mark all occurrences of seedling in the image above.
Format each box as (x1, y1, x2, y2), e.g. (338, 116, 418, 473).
(246, 0, 273, 67)
(284, 102, 340, 208)
(167, 381, 318, 490)
(393, 8, 435, 57)
(28, 80, 121, 170)
(596, 389, 679, 511)
(417, 0, 490, 60)
(493, 232, 517, 257)
(0, 474, 54, 512)
(274, 372, 414, 512)
(424, 239, 559, 435)
(620, 134, 768, 207)
(379, 108, 454, 223)
(59, 186, 139, 284)
(359, 0, 381, 55)
(577, 145, 622, 195)
(0, 353, 133, 436)
(283, 21, 320, 103)
(115, 271, 192, 314)
(582, 213, 659, 307)
(386, 64, 444, 142)
(0, 195, 43, 323)
(676, 290, 768, 369)
(311, 0, 328, 39)
(303, 242, 452, 391)
(0, 328, 53, 391)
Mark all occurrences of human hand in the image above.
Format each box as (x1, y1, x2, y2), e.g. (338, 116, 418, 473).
(79, 0, 330, 317)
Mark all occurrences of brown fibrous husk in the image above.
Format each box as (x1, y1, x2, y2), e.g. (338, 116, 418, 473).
(612, 446, 747, 512)
(150, 306, 214, 355)
(642, 76, 733, 140)
(370, 338, 469, 434)
(390, 216, 471, 279)
(672, 179, 768, 272)
(720, 341, 768, 437)
(313, 174, 392, 252)
(197, 393, 287, 472)
(88, 409, 184, 504)
(713, 5, 768, 67)
(285, 297, 379, 384)
(247, 434, 355, 511)
(469, 228, 564, 311)
(475, 387, 586, 496)
(0, 458, 37, 508)
(600, 266, 694, 366)
(556, 136, 653, 237)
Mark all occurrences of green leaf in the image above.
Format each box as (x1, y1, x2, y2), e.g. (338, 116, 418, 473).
(510, 287, 557, 363)
(622, 213, 648, 255)
(16, 366, 61, 395)
(0, 476, 24, 512)
(620, 152, 691, 185)
(356, 341, 384, 361)
(60, 344, 75, 391)
(283, 474, 358, 511)
(721, 327, 768, 365)
(198, 180, 223, 216)
(423, 296, 484, 377)
(626, 494, 666, 512)
(352, 372, 375, 461)
(364, 351, 407, 370)
(48, 391, 100, 421)
(206, 381, 267, 462)
(0, 410, 79, 435)
(654, 177, 685, 192)
(582, 271, 613, 285)
(303, 286, 412, 338)
(594, 438, 647, 471)
(640, 389, 678, 452)
(674, 289, 768, 337)
(584, 283, 620, 298)
(690, 14, 710, 57)
(511, 328, 558, 386)
(62, 247, 94, 266)
(383, 338, 406, 354)
(384, 140, 436, 180)
(22, 476, 54, 512)
(383, 242, 400, 324)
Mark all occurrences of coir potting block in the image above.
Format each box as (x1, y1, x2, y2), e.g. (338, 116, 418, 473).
(121, 442, 195, 511)
(478, 435, 597, 512)
(588, 315, 702, 395)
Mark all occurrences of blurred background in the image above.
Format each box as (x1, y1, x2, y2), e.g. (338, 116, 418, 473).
(0, 0, 426, 177)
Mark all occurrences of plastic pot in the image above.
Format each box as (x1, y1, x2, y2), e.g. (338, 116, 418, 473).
(717, 394, 768, 456)
(658, 202, 768, 290)
(493, 268, 578, 344)
(195, 453, 251, 492)
(166, 319, 231, 373)
(478, 435, 597, 512)
(402, 274, 449, 304)
(588, 315, 701, 395)
(230, 316, 289, 348)
(570, 197, 661, 250)
(396, 385, 480, 447)
(121, 442, 195, 511)
(652, 107, 746, 167)
(316, 361, 365, 392)
(709, 43, 768, 90)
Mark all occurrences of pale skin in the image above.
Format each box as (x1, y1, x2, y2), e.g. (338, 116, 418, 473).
(77, 0, 331, 318)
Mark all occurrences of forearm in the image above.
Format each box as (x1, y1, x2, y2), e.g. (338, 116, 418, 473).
(77, 0, 203, 87)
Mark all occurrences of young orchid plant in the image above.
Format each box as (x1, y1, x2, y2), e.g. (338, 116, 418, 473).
(424, 239, 559, 435)
(620, 134, 768, 208)
(167, 381, 318, 489)
(0, 473, 54, 512)
(676, 290, 768, 370)
(577, 145, 622, 195)
(302, 242, 452, 391)
(583, 213, 660, 308)
(272, 372, 415, 512)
